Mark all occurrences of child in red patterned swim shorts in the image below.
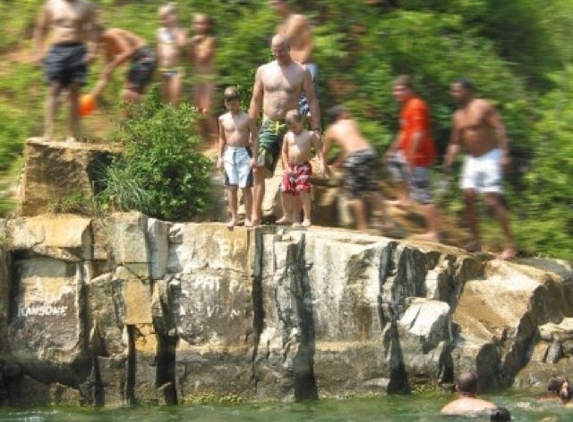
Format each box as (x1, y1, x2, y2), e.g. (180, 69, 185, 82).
(277, 109, 325, 227)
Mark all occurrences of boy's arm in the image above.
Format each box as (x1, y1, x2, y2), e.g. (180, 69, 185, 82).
(323, 128, 344, 167)
(216, 116, 226, 169)
(281, 134, 291, 174)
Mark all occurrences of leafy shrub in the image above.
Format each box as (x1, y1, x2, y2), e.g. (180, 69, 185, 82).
(96, 89, 213, 221)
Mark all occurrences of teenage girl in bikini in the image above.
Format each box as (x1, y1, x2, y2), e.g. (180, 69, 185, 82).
(156, 3, 186, 105)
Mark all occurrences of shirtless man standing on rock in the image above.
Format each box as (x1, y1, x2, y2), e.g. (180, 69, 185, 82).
(33, 0, 99, 142)
(248, 34, 320, 225)
(444, 78, 517, 260)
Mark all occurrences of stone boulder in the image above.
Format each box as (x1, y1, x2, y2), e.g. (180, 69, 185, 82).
(18, 139, 118, 217)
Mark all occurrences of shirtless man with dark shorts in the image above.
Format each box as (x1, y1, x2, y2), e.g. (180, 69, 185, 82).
(90, 27, 157, 104)
(33, 0, 98, 142)
(444, 78, 517, 260)
(248, 34, 320, 226)
(323, 105, 393, 234)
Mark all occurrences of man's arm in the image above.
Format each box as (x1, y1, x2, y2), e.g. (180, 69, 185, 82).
(248, 115, 259, 167)
(311, 133, 325, 176)
(302, 67, 321, 134)
(485, 102, 510, 169)
(82, 3, 99, 64)
(443, 115, 461, 171)
(32, 3, 50, 66)
(249, 66, 264, 122)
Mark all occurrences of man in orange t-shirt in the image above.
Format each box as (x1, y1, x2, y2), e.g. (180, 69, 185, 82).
(386, 74, 439, 242)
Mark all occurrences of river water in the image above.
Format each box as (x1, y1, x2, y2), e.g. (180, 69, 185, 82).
(0, 391, 569, 422)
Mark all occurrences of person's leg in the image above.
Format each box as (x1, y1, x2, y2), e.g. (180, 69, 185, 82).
(277, 192, 294, 224)
(411, 167, 440, 241)
(227, 186, 239, 228)
(349, 197, 368, 232)
(370, 191, 394, 232)
(44, 82, 62, 140)
(484, 192, 517, 259)
(390, 180, 411, 208)
(463, 188, 481, 251)
(68, 82, 81, 141)
(161, 74, 170, 103)
(252, 167, 266, 226)
(387, 153, 411, 207)
(170, 73, 183, 106)
(419, 203, 440, 242)
(241, 187, 253, 227)
(300, 191, 312, 227)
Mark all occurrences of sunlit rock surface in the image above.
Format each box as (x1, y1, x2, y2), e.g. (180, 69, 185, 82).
(0, 212, 572, 406)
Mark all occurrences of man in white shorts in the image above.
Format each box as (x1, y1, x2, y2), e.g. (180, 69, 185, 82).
(444, 78, 517, 260)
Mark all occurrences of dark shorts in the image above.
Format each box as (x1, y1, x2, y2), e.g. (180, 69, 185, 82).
(127, 47, 157, 94)
(44, 43, 88, 87)
(281, 162, 312, 195)
(344, 149, 381, 198)
(298, 62, 318, 117)
(256, 119, 287, 178)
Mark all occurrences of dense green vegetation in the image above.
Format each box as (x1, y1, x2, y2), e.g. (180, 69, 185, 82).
(1, 0, 572, 259)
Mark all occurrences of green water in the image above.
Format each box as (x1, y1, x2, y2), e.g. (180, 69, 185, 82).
(0, 392, 568, 422)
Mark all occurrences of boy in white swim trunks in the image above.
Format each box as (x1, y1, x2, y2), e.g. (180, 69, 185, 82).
(444, 78, 517, 260)
(217, 87, 259, 228)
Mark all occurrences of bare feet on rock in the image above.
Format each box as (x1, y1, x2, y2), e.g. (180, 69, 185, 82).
(410, 232, 441, 243)
(275, 216, 292, 226)
(497, 246, 518, 261)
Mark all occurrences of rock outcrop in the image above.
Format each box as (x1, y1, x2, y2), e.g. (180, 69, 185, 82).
(0, 213, 572, 407)
(18, 139, 118, 217)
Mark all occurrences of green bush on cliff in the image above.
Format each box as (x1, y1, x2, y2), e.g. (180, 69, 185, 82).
(96, 89, 213, 221)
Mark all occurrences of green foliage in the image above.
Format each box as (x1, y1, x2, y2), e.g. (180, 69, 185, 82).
(47, 191, 94, 215)
(516, 67, 573, 259)
(96, 89, 213, 221)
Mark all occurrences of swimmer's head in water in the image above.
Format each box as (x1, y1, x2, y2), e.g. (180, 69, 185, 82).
(490, 406, 511, 421)
(547, 375, 568, 394)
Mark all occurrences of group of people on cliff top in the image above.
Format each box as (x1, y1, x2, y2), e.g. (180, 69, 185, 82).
(32, 0, 517, 261)
(33, 0, 216, 141)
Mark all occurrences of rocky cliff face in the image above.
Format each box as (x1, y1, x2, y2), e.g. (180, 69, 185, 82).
(0, 213, 572, 407)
